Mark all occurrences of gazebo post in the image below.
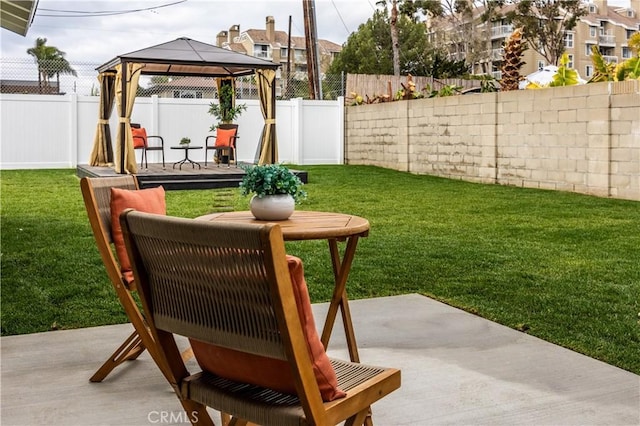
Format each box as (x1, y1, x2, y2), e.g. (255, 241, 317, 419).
(118, 62, 128, 174)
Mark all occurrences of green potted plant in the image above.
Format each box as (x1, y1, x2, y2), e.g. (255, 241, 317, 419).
(240, 164, 307, 220)
(180, 137, 191, 145)
(208, 83, 247, 131)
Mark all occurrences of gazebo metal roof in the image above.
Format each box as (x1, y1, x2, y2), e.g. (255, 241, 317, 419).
(96, 37, 279, 77)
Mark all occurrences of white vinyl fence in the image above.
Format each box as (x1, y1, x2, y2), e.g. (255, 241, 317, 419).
(0, 94, 345, 169)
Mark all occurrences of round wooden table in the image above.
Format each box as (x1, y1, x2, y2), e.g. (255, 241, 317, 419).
(197, 210, 369, 362)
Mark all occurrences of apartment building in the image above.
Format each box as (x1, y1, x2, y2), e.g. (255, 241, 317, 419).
(215, 16, 341, 94)
(427, 0, 640, 81)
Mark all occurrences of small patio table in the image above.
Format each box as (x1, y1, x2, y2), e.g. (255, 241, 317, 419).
(197, 210, 370, 363)
(171, 145, 202, 170)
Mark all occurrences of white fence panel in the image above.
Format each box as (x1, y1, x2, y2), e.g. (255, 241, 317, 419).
(77, 95, 104, 165)
(0, 95, 344, 169)
(1, 95, 72, 169)
(300, 99, 344, 164)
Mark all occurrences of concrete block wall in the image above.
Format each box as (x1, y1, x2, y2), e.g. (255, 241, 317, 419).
(345, 81, 639, 201)
(408, 92, 498, 184)
(345, 101, 409, 171)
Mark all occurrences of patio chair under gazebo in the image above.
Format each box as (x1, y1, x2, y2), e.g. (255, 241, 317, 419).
(89, 37, 280, 174)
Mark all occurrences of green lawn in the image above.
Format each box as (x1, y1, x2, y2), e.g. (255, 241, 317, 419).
(1, 167, 639, 374)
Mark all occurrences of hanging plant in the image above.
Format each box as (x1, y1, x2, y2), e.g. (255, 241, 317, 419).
(208, 83, 247, 130)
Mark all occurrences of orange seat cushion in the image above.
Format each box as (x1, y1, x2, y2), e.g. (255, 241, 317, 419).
(132, 127, 147, 148)
(190, 255, 346, 402)
(110, 186, 166, 283)
(214, 128, 236, 147)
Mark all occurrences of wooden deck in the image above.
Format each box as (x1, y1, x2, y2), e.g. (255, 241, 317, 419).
(77, 163, 308, 191)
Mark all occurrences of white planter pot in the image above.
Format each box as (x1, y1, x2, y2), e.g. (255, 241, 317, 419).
(250, 194, 295, 221)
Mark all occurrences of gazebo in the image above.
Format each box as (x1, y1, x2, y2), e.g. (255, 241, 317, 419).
(89, 37, 281, 174)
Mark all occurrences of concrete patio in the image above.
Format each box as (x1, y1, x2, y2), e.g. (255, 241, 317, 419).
(2, 293, 638, 425)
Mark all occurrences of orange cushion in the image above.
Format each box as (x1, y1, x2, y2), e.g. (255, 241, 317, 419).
(190, 255, 346, 402)
(110, 186, 166, 283)
(214, 128, 236, 147)
(132, 127, 147, 148)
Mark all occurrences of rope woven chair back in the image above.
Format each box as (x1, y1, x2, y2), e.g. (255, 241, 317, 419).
(80, 176, 174, 384)
(121, 210, 401, 426)
(84, 176, 137, 245)
(123, 212, 287, 359)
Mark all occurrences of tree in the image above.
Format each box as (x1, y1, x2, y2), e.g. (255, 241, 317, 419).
(589, 33, 640, 82)
(434, 0, 493, 74)
(428, 51, 469, 78)
(327, 10, 436, 76)
(500, 27, 527, 90)
(26, 38, 77, 93)
(486, 0, 586, 66)
(376, 0, 443, 76)
(329, 11, 392, 75)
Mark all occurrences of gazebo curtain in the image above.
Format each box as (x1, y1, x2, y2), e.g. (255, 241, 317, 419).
(88, 71, 116, 166)
(114, 63, 143, 174)
(256, 69, 278, 165)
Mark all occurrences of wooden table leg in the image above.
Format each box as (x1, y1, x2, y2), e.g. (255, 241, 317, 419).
(321, 236, 361, 363)
(321, 237, 374, 423)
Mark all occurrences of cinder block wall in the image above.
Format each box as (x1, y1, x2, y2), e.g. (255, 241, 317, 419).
(345, 81, 639, 201)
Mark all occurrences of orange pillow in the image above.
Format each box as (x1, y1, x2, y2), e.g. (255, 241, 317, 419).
(214, 128, 236, 147)
(190, 255, 346, 402)
(110, 186, 166, 283)
(132, 127, 147, 148)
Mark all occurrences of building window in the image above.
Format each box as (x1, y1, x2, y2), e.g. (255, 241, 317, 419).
(567, 54, 574, 68)
(588, 4, 597, 13)
(622, 47, 631, 58)
(254, 45, 269, 59)
(537, 60, 545, 70)
(585, 43, 594, 55)
(590, 26, 597, 38)
(585, 65, 593, 78)
(564, 32, 574, 48)
(280, 48, 288, 58)
(627, 29, 636, 39)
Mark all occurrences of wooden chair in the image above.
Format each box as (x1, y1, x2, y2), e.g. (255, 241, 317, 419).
(120, 210, 401, 426)
(131, 123, 165, 169)
(205, 124, 238, 168)
(79, 176, 180, 383)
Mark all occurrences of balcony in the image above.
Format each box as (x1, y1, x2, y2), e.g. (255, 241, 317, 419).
(491, 25, 513, 39)
(254, 51, 272, 60)
(491, 70, 502, 79)
(598, 34, 615, 45)
(602, 55, 618, 63)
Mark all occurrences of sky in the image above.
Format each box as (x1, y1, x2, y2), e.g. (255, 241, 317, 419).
(0, 0, 632, 94)
(1, 0, 634, 62)
(0, 0, 380, 63)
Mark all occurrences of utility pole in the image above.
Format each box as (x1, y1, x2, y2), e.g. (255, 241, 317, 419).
(286, 15, 293, 98)
(302, 0, 322, 99)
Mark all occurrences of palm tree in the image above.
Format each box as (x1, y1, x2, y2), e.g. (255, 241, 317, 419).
(376, 0, 442, 76)
(27, 38, 77, 93)
(376, 0, 401, 76)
